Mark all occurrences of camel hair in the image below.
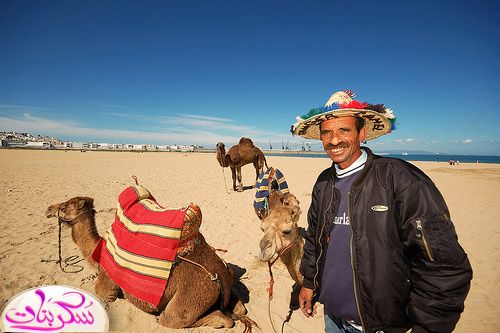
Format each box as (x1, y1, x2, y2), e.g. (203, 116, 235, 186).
(46, 196, 252, 330)
(216, 137, 268, 192)
(258, 191, 304, 286)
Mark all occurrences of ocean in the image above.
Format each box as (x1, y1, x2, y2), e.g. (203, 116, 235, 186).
(266, 152, 500, 164)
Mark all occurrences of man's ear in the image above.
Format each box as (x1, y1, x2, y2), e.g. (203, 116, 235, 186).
(359, 126, 367, 143)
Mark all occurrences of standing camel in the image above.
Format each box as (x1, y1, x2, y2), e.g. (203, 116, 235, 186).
(258, 191, 304, 285)
(46, 196, 251, 330)
(216, 137, 268, 192)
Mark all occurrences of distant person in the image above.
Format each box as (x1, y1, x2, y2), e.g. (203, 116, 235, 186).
(290, 90, 472, 333)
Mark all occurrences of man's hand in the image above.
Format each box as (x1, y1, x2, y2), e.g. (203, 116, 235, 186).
(298, 287, 317, 318)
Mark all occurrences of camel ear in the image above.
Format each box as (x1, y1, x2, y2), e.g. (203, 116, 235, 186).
(77, 198, 93, 210)
(289, 205, 302, 223)
(267, 191, 284, 210)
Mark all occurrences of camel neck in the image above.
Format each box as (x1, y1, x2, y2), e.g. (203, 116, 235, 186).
(280, 238, 304, 285)
(216, 149, 230, 167)
(71, 210, 100, 261)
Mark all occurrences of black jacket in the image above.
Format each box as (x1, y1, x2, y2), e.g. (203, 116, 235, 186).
(300, 148, 472, 333)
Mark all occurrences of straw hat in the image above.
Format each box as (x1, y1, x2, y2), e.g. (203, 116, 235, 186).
(290, 90, 396, 140)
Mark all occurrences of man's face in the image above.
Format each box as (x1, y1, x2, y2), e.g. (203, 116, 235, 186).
(320, 116, 366, 169)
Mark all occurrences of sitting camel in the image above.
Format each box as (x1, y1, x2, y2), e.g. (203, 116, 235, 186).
(216, 137, 268, 192)
(46, 196, 250, 330)
(258, 191, 304, 285)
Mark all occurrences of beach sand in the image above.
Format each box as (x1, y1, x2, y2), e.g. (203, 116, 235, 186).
(1, 149, 498, 332)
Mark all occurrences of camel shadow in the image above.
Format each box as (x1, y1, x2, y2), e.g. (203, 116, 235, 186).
(289, 282, 301, 310)
(242, 185, 254, 192)
(227, 263, 250, 304)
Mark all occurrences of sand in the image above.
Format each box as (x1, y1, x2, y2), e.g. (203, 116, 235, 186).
(0, 149, 498, 332)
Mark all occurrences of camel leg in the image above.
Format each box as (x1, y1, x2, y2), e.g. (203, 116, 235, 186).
(230, 165, 237, 191)
(236, 166, 243, 192)
(158, 279, 225, 328)
(192, 310, 234, 328)
(158, 299, 234, 329)
(95, 266, 121, 302)
(253, 160, 263, 187)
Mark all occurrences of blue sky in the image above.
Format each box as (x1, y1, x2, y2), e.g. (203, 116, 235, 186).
(1, 0, 499, 155)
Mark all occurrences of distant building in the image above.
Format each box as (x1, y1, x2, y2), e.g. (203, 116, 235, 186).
(97, 143, 111, 150)
(132, 144, 146, 150)
(26, 141, 50, 149)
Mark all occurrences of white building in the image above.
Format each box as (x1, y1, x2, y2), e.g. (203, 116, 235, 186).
(26, 141, 50, 149)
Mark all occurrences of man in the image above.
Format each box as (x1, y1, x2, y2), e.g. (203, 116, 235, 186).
(290, 90, 472, 333)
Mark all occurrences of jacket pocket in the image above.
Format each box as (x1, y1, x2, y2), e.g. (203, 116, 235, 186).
(410, 214, 465, 265)
(414, 219, 434, 262)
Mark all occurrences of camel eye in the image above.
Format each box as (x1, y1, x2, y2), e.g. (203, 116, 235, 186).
(282, 228, 292, 235)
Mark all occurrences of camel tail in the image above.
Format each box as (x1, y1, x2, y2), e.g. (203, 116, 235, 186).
(264, 155, 269, 169)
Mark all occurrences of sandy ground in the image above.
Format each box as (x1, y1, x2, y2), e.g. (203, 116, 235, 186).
(0, 149, 498, 332)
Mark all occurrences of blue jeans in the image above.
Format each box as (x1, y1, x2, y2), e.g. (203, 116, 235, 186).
(325, 313, 363, 333)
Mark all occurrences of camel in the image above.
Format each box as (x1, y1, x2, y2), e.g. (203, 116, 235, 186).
(216, 137, 268, 192)
(258, 191, 304, 285)
(46, 196, 251, 330)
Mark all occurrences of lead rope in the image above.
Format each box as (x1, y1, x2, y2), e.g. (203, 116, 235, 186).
(56, 218, 84, 273)
(266, 242, 297, 333)
(220, 166, 230, 194)
(41, 218, 84, 273)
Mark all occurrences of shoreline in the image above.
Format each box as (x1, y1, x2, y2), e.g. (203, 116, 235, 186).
(2, 147, 498, 165)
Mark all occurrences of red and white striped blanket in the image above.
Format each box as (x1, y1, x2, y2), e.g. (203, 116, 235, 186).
(92, 185, 201, 307)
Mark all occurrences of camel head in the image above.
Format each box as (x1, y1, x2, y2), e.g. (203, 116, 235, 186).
(215, 142, 230, 168)
(46, 197, 99, 260)
(216, 142, 225, 152)
(46, 197, 95, 224)
(258, 193, 301, 262)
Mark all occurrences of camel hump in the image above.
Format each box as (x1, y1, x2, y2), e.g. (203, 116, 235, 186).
(238, 137, 254, 147)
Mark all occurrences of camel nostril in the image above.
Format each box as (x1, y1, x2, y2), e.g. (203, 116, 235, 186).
(259, 237, 271, 250)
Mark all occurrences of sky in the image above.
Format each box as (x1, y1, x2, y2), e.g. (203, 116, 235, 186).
(1, 0, 499, 155)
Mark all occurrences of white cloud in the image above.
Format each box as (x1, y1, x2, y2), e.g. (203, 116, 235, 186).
(462, 138, 473, 144)
(91, 103, 129, 109)
(0, 113, 289, 146)
(394, 138, 415, 144)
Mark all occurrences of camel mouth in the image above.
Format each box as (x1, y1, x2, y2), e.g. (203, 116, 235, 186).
(259, 235, 277, 262)
(259, 250, 276, 262)
(45, 205, 59, 218)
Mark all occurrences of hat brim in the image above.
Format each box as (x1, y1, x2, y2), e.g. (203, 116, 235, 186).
(291, 108, 392, 141)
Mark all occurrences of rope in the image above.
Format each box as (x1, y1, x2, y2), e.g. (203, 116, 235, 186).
(220, 166, 230, 194)
(267, 261, 278, 333)
(281, 309, 293, 333)
(41, 219, 84, 273)
(177, 253, 227, 311)
(265, 241, 298, 333)
(42, 207, 95, 273)
(177, 255, 219, 282)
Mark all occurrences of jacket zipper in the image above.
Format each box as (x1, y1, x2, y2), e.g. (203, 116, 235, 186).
(415, 220, 434, 262)
(313, 184, 335, 295)
(348, 191, 366, 331)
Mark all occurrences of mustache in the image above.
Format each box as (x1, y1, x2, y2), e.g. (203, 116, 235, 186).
(325, 142, 349, 150)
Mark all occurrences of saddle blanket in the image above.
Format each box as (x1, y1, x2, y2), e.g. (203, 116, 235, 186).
(254, 167, 289, 211)
(92, 185, 197, 307)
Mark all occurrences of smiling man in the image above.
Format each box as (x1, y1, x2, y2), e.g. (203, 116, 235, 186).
(290, 90, 472, 333)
